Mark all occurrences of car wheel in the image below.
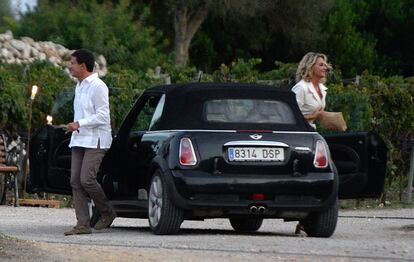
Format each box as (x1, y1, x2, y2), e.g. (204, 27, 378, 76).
(302, 198, 338, 237)
(89, 200, 101, 228)
(229, 217, 263, 232)
(148, 170, 183, 235)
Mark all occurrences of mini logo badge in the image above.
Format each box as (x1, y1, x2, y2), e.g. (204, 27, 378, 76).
(249, 134, 262, 140)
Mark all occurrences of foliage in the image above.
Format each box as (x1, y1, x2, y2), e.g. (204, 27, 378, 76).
(324, 73, 414, 189)
(321, 0, 377, 77)
(211, 58, 261, 83)
(142, 0, 332, 70)
(0, 0, 13, 31)
(0, 61, 73, 132)
(0, 59, 413, 199)
(361, 0, 414, 76)
(14, 0, 170, 72)
(321, 0, 414, 77)
(103, 68, 158, 130)
(361, 73, 414, 181)
(324, 83, 372, 132)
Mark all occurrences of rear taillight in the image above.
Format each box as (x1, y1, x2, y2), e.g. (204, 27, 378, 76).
(313, 140, 329, 168)
(179, 137, 197, 166)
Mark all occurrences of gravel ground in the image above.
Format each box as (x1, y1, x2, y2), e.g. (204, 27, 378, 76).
(0, 206, 413, 261)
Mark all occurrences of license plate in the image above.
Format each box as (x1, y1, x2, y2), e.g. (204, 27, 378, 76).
(228, 147, 284, 162)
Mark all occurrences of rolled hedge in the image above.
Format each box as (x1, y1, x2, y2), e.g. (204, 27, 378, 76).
(0, 60, 412, 194)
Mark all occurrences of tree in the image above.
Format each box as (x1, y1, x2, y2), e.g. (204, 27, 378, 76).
(361, 0, 414, 76)
(172, 0, 208, 68)
(143, 0, 271, 68)
(139, 0, 332, 69)
(15, 0, 169, 72)
(190, 0, 333, 71)
(0, 0, 14, 30)
(321, 0, 377, 77)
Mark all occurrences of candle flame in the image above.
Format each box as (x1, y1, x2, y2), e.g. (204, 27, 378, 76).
(46, 115, 53, 125)
(30, 85, 38, 100)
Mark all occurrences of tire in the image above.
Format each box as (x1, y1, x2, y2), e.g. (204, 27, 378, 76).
(302, 198, 338, 238)
(229, 217, 263, 232)
(148, 170, 183, 235)
(89, 200, 101, 228)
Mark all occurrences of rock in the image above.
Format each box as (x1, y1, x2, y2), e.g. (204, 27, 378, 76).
(0, 31, 108, 76)
(39, 53, 46, 60)
(22, 46, 31, 59)
(48, 56, 60, 64)
(6, 57, 15, 63)
(43, 47, 59, 58)
(97, 55, 107, 67)
(0, 30, 13, 42)
(0, 48, 11, 58)
(31, 47, 39, 57)
(10, 39, 26, 51)
(21, 37, 35, 44)
(3, 42, 20, 57)
(62, 50, 73, 60)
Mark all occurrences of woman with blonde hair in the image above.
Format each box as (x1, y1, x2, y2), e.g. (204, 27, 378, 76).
(292, 52, 332, 129)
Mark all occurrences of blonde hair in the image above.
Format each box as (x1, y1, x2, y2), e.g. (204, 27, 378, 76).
(295, 52, 332, 83)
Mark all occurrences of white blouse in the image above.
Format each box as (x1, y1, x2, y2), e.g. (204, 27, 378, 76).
(291, 79, 327, 128)
(69, 73, 112, 149)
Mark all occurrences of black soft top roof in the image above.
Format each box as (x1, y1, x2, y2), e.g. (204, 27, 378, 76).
(145, 83, 313, 131)
(146, 82, 294, 95)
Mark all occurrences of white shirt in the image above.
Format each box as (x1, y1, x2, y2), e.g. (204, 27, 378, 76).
(292, 79, 327, 129)
(69, 73, 112, 149)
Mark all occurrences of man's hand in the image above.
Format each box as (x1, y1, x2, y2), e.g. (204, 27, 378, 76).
(66, 122, 80, 132)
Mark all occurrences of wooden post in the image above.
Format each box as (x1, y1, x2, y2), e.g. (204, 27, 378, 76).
(405, 145, 414, 203)
(23, 98, 33, 198)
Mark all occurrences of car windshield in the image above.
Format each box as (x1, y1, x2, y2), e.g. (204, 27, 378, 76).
(204, 99, 296, 124)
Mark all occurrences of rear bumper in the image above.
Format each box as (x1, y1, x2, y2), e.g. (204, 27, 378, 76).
(166, 170, 338, 212)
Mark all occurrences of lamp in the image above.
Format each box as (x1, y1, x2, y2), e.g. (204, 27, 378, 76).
(46, 115, 53, 125)
(23, 85, 39, 197)
(30, 85, 38, 100)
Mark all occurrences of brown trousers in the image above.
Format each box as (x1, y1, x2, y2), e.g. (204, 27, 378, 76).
(70, 147, 112, 227)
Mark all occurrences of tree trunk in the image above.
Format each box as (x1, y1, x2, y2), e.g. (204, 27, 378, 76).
(173, 2, 208, 68)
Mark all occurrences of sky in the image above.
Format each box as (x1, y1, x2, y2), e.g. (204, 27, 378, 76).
(10, 0, 38, 17)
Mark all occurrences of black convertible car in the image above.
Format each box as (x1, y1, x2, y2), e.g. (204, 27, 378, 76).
(29, 83, 387, 237)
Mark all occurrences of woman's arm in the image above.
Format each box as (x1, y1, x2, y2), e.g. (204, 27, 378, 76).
(303, 107, 324, 121)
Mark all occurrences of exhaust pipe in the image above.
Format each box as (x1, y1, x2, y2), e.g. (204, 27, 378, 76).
(258, 206, 266, 213)
(249, 206, 258, 213)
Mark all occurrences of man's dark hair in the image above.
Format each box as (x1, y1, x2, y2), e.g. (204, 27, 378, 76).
(72, 49, 95, 72)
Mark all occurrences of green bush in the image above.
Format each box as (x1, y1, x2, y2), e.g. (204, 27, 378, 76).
(324, 83, 372, 132)
(1, 59, 412, 200)
(0, 61, 73, 131)
(14, 0, 170, 72)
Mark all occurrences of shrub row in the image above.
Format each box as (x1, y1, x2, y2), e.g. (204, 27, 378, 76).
(0, 59, 412, 189)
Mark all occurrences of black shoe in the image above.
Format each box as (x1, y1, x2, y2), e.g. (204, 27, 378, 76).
(64, 225, 92, 236)
(94, 211, 116, 230)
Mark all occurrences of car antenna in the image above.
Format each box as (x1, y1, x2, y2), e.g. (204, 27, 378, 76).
(197, 70, 203, 82)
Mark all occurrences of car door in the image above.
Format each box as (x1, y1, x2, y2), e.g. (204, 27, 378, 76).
(323, 131, 387, 199)
(29, 124, 72, 195)
(105, 93, 165, 198)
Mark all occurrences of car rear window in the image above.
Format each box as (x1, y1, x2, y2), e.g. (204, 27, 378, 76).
(204, 99, 296, 124)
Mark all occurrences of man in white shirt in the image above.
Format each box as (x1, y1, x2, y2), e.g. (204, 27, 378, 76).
(64, 49, 116, 235)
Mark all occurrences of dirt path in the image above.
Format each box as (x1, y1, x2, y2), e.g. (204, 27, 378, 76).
(1, 206, 413, 261)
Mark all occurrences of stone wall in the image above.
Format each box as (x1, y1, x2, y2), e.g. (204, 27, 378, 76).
(0, 30, 107, 76)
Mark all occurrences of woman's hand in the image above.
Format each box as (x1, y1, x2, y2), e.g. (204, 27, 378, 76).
(304, 107, 324, 121)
